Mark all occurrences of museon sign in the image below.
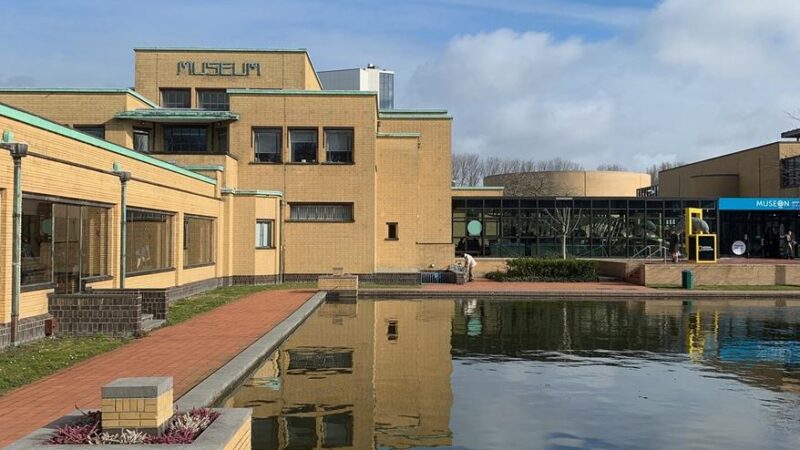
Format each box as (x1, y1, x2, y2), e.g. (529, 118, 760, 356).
(718, 197, 800, 211)
(177, 61, 261, 77)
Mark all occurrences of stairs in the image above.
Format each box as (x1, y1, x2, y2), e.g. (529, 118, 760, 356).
(140, 313, 166, 333)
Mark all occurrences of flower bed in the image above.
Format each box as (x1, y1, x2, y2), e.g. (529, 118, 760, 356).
(45, 408, 220, 445)
(486, 258, 599, 282)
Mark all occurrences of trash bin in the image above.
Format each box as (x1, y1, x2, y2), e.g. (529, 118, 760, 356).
(681, 269, 694, 289)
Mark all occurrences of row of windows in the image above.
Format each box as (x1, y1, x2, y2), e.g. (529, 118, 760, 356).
(161, 88, 229, 110)
(255, 128, 353, 163)
(781, 155, 800, 188)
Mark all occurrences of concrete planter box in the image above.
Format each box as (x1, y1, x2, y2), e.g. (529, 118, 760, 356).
(7, 408, 251, 450)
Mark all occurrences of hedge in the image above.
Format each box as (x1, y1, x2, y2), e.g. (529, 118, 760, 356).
(486, 258, 599, 282)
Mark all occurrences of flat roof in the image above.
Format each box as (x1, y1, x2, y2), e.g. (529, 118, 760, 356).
(0, 102, 216, 185)
(115, 109, 239, 123)
(134, 47, 308, 53)
(781, 128, 800, 139)
(0, 88, 159, 108)
(660, 142, 781, 173)
(379, 110, 452, 120)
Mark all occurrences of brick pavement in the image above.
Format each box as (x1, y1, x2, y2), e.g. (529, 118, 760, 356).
(0, 289, 314, 447)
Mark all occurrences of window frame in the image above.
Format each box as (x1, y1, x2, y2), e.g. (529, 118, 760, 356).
(126, 208, 175, 276)
(253, 127, 283, 163)
(160, 88, 191, 108)
(386, 222, 398, 240)
(196, 89, 229, 111)
(163, 125, 209, 153)
(289, 128, 319, 163)
(288, 203, 354, 223)
(133, 127, 152, 153)
(73, 125, 106, 140)
(324, 128, 354, 164)
(255, 220, 274, 249)
(183, 214, 215, 268)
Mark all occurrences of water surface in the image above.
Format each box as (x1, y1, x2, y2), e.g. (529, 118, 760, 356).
(220, 298, 800, 449)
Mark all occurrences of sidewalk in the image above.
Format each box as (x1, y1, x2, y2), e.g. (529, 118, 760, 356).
(0, 289, 314, 448)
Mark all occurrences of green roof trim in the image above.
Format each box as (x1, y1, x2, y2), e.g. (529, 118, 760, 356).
(379, 109, 449, 114)
(182, 165, 224, 172)
(0, 102, 216, 185)
(115, 109, 239, 122)
(221, 188, 284, 197)
(227, 88, 376, 96)
(0, 88, 159, 108)
(134, 47, 307, 53)
(376, 132, 421, 138)
(379, 112, 452, 120)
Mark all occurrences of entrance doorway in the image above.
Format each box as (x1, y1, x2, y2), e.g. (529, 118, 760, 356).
(719, 211, 799, 258)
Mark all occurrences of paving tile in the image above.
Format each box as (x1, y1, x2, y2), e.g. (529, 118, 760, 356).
(0, 289, 311, 447)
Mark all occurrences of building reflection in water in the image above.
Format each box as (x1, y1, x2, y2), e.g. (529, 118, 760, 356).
(223, 297, 800, 449)
(221, 299, 454, 450)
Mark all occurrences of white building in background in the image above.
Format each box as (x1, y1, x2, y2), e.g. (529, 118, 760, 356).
(318, 64, 395, 109)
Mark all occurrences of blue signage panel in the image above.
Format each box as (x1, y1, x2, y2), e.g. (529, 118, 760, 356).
(718, 198, 800, 211)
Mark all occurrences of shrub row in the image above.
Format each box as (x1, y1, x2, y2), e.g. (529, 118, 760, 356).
(486, 258, 599, 282)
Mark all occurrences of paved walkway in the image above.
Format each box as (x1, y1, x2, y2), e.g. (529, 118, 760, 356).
(0, 289, 314, 448)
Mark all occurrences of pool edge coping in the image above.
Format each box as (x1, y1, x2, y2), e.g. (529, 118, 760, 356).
(175, 290, 328, 410)
(358, 289, 800, 299)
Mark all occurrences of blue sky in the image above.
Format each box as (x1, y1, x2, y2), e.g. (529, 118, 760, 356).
(3, 0, 800, 170)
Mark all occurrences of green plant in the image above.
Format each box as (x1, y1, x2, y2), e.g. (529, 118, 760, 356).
(487, 258, 598, 282)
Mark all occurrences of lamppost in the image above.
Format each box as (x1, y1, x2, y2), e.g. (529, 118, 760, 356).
(1, 140, 29, 346)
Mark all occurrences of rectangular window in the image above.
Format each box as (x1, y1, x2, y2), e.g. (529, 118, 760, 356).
(183, 215, 214, 267)
(387, 320, 398, 341)
(379, 72, 394, 109)
(214, 126, 229, 153)
(161, 88, 191, 108)
(81, 206, 110, 278)
(287, 349, 354, 371)
(164, 126, 208, 152)
(781, 155, 800, 188)
(126, 209, 173, 274)
(133, 128, 151, 153)
(290, 129, 318, 163)
(387, 222, 398, 240)
(322, 413, 354, 448)
(325, 129, 353, 163)
(256, 220, 273, 248)
(73, 125, 105, 140)
(253, 128, 282, 162)
(197, 89, 229, 110)
(22, 199, 54, 286)
(290, 203, 353, 222)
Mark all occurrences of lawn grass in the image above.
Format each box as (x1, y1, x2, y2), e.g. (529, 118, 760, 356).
(0, 335, 129, 396)
(652, 284, 800, 291)
(0, 282, 314, 396)
(166, 282, 314, 325)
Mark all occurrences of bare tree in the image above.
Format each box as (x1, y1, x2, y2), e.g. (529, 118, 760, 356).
(543, 207, 583, 259)
(535, 158, 584, 172)
(452, 153, 484, 186)
(596, 163, 626, 171)
(493, 172, 578, 197)
(646, 161, 683, 185)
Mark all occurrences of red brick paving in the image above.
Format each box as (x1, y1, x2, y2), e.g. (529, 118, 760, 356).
(423, 279, 652, 292)
(0, 289, 313, 447)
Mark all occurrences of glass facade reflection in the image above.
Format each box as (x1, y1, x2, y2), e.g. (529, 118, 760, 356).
(453, 197, 717, 258)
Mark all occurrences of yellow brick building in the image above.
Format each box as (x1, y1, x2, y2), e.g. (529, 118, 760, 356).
(0, 47, 453, 347)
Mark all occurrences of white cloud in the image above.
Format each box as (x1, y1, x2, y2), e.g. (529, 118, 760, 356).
(407, 0, 800, 171)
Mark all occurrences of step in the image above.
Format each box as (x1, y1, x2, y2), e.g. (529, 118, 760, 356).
(141, 318, 166, 333)
(141, 313, 154, 321)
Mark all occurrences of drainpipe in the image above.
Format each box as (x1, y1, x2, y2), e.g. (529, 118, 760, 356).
(279, 198, 285, 284)
(115, 171, 131, 288)
(2, 142, 28, 346)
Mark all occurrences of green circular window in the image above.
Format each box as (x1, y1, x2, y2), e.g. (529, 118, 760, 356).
(467, 220, 482, 236)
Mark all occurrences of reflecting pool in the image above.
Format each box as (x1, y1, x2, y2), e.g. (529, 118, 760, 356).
(219, 299, 800, 449)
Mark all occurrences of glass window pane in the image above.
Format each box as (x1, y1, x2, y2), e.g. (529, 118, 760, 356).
(73, 125, 105, 140)
(184, 216, 214, 267)
(161, 89, 190, 108)
(164, 126, 208, 152)
(290, 204, 353, 222)
(325, 129, 353, 163)
(290, 129, 318, 163)
(197, 90, 229, 110)
(126, 209, 173, 274)
(81, 206, 109, 278)
(256, 221, 272, 248)
(133, 128, 151, 153)
(254, 129, 282, 162)
(22, 199, 53, 285)
(323, 413, 354, 448)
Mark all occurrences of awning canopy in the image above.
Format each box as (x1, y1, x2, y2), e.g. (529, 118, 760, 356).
(115, 109, 239, 123)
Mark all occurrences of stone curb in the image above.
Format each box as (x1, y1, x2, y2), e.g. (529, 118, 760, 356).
(359, 289, 800, 300)
(175, 291, 327, 410)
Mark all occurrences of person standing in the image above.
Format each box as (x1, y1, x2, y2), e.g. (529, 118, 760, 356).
(786, 230, 795, 259)
(668, 230, 680, 263)
(464, 253, 477, 281)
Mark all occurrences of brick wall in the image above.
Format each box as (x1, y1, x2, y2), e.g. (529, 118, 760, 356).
(48, 293, 142, 336)
(0, 313, 51, 349)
